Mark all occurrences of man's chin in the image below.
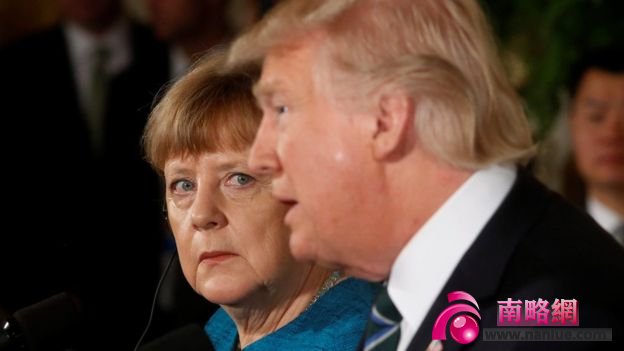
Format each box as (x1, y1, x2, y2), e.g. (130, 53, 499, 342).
(288, 232, 318, 262)
(593, 178, 624, 191)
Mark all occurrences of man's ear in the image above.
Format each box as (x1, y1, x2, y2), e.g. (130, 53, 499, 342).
(372, 91, 415, 160)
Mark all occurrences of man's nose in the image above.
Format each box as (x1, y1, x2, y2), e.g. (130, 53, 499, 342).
(248, 117, 282, 175)
(600, 109, 624, 140)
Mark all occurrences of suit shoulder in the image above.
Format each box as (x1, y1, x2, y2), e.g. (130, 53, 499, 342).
(503, 191, 624, 303)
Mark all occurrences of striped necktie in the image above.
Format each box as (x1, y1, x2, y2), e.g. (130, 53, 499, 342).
(363, 287, 402, 351)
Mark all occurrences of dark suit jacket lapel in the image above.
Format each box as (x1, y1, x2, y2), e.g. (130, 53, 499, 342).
(407, 170, 554, 351)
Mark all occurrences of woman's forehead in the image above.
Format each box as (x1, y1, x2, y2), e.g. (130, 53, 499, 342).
(164, 150, 251, 172)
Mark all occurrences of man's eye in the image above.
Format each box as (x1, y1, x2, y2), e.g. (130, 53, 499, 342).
(226, 173, 255, 187)
(276, 105, 288, 115)
(172, 179, 194, 193)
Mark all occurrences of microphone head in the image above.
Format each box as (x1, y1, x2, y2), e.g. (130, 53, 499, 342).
(13, 292, 81, 350)
(139, 324, 214, 351)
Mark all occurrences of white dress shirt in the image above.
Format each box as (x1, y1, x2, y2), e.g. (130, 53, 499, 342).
(389, 164, 517, 351)
(169, 46, 191, 80)
(587, 196, 624, 243)
(64, 18, 132, 114)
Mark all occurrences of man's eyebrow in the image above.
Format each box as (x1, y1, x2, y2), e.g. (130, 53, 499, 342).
(252, 82, 267, 100)
(582, 98, 609, 109)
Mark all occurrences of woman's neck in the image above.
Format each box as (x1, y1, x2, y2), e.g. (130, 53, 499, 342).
(223, 265, 333, 348)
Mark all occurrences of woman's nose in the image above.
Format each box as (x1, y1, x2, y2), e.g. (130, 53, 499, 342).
(190, 190, 227, 231)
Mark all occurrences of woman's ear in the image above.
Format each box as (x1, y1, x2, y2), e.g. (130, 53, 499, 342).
(372, 91, 415, 160)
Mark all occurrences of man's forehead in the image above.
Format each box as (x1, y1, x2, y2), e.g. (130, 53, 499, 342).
(253, 61, 288, 99)
(254, 43, 319, 99)
(579, 70, 624, 89)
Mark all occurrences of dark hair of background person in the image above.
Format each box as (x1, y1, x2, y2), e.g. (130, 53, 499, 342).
(567, 47, 624, 99)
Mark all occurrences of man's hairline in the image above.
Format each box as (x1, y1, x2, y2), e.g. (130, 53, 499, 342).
(251, 31, 332, 103)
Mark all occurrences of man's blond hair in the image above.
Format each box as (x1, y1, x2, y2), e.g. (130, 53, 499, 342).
(229, 0, 534, 169)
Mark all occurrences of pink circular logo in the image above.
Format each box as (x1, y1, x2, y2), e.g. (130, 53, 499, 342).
(449, 315, 480, 344)
(431, 291, 481, 345)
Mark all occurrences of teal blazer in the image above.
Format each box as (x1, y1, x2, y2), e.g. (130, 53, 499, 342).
(205, 278, 378, 351)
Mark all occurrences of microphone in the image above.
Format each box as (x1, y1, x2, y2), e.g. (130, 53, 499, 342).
(138, 324, 214, 351)
(0, 292, 81, 351)
(134, 251, 178, 351)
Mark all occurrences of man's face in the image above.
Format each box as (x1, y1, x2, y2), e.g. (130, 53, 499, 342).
(58, 0, 120, 32)
(249, 39, 392, 280)
(570, 69, 624, 192)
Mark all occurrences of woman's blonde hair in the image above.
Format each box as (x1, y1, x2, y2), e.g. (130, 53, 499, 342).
(144, 51, 261, 173)
(229, 0, 535, 169)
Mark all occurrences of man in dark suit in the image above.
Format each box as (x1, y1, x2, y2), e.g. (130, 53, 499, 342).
(0, 0, 169, 349)
(225, 0, 624, 350)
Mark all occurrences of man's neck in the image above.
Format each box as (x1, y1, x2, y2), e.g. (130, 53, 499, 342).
(389, 151, 474, 258)
(352, 150, 474, 282)
(223, 265, 332, 348)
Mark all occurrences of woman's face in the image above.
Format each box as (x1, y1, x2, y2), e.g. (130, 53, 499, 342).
(164, 150, 297, 305)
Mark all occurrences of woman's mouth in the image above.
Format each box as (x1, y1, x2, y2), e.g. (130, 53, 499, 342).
(199, 251, 237, 263)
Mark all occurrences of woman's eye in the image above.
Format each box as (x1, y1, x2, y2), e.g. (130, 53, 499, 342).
(172, 179, 194, 193)
(226, 173, 255, 187)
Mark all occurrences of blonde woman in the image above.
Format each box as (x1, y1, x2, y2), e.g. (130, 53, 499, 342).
(143, 51, 377, 351)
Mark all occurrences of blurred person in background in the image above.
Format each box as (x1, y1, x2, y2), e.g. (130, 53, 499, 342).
(0, 0, 169, 349)
(146, 0, 233, 78)
(565, 47, 624, 245)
